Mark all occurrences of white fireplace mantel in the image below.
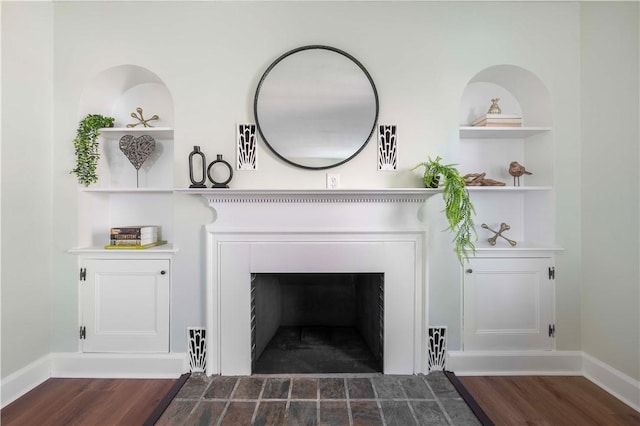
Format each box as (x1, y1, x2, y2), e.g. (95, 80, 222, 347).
(193, 188, 438, 376)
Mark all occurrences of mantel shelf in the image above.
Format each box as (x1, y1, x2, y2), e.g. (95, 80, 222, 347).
(174, 188, 442, 203)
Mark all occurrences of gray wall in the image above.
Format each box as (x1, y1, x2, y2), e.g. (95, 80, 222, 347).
(580, 2, 640, 380)
(1, 2, 54, 378)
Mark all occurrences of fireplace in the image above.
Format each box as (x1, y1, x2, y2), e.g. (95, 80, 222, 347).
(200, 189, 437, 376)
(251, 273, 384, 374)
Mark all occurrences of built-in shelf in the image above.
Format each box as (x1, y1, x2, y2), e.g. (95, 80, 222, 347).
(100, 127, 174, 139)
(466, 186, 552, 192)
(174, 188, 442, 203)
(472, 242, 564, 252)
(69, 243, 178, 254)
(459, 126, 551, 139)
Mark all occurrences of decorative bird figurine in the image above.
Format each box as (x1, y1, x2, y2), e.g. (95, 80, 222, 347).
(508, 161, 532, 186)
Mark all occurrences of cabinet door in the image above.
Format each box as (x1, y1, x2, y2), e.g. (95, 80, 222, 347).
(81, 259, 170, 353)
(463, 257, 554, 351)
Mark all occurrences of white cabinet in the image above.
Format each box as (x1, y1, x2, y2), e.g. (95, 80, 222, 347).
(80, 257, 170, 353)
(463, 256, 555, 351)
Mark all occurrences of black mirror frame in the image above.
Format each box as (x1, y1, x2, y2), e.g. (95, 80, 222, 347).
(254, 45, 380, 170)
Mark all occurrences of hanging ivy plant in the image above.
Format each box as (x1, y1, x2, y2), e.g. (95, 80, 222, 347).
(70, 114, 115, 186)
(412, 156, 476, 264)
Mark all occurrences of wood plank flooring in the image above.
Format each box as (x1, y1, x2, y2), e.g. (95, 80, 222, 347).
(1, 378, 176, 426)
(459, 375, 640, 425)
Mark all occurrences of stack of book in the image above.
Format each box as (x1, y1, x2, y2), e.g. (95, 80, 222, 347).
(105, 226, 166, 249)
(472, 114, 523, 127)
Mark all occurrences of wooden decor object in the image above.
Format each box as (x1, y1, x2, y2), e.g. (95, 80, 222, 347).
(463, 172, 506, 186)
(508, 161, 532, 186)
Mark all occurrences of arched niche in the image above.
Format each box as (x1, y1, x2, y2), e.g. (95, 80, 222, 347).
(459, 64, 551, 127)
(76, 64, 174, 188)
(78, 64, 173, 128)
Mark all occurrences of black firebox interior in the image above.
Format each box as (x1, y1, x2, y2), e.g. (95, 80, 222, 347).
(251, 273, 384, 374)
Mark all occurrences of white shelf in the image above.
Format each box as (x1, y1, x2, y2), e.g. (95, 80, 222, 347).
(459, 126, 551, 139)
(80, 187, 174, 194)
(471, 242, 564, 253)
(100, 127, 174, 139)
(69, 243, 178, 254)
(466, 186, 552, 192)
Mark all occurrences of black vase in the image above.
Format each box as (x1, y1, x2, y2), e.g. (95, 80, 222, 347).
(188, 146, 207, 188)
(207, 154, 233, 189)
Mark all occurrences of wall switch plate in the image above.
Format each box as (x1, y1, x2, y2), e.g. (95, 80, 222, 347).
(326, 173, 340, 189)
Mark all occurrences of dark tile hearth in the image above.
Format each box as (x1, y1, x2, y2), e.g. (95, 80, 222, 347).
(156, 372, 481, 425)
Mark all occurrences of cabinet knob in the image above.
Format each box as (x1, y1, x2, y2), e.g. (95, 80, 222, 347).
(465, 269, 473, 273)
(160, 270, 166, 275)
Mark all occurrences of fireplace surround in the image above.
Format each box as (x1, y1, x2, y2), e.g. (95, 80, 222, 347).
(199, 189, 438, 376)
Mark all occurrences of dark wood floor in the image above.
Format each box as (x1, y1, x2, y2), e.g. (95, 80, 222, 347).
(1, 377, 176, 426)
(2, 375, 638, 425)
(460, 375, 640, 425)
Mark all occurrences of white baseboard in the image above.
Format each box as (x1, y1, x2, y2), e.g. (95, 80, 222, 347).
(1, 352, 189, 409)
(1, 354, 52, 408)
(448, 350, 640, 412)
(50, 352, 189, 378)
(447, 350, 584, 376)
(582, 352, 640, 412)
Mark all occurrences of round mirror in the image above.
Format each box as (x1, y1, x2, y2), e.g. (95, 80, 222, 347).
(254, 45, 379, 169)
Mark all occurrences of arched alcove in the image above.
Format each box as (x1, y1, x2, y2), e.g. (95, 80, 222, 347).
(460, 64, 552, 127)
(76, 64, 174, 189)
(78, 64, 174, 128)
(457, 63, 555, 246)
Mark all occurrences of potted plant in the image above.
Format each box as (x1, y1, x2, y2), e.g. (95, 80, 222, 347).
(70, 114, 115, 186)
(412, 156, 476, 263)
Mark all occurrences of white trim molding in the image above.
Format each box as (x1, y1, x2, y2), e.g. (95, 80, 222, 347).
(1, 354, 52, 408)
(175, 188, 441, 204)
(448, 350, 640, 412)
(582, 352, 640, 412)
(50, 352, 188, 379)
(447, 350, 584, 376)
(206, 229, 428, 376)
(1, 352, 188, 408)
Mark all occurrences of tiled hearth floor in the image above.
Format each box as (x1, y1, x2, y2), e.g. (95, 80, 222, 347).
(156, 372, 480, 425)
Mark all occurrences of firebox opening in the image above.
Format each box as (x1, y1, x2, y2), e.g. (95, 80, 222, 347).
(251, 273, 384, 374)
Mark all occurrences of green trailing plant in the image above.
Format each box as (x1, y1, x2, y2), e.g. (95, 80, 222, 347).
(412, 156, 476, 264)
(70, 114, 115, 186)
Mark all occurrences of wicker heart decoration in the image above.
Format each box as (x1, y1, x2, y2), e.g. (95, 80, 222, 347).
(119, 134, 156, 170)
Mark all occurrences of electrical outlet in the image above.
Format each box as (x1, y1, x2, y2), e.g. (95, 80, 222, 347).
(326, 173, 340, 189)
